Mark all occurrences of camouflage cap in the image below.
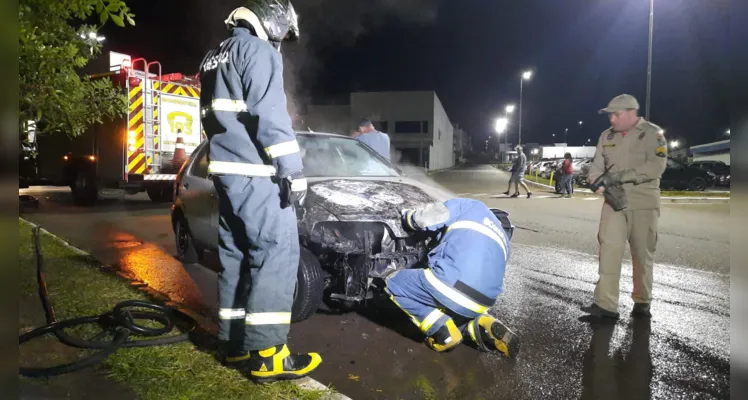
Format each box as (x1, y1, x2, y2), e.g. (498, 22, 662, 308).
(598, 94, 640, 114)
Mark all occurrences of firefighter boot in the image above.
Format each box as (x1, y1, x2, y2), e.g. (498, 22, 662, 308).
(468, 314, 521, 358)
(225, 344, 322, 383)
(425, 318, 463, 352)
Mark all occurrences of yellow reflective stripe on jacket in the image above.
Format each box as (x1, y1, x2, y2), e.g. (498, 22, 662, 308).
(446, 220, 507, 260)
(264, 140, 300, 158)
(207, 161, 277, 176)
(423, 269, 489, 314)
(245, 312, 292, 325)
(419, 309, 445, 333)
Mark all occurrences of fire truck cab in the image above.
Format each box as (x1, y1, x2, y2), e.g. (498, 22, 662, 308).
(33, 51, 206, 206)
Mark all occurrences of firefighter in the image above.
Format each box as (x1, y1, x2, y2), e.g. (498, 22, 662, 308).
(385, 198, 521, 357)
(198, 0, 321, 382)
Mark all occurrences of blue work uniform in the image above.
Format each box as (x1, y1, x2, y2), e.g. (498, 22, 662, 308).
(356, 130, 391, 161)
(385, 198, 510, 340)
(199, 26, 303, 352)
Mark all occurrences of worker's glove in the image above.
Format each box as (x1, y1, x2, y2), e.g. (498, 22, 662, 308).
(280, 171, 307, 209)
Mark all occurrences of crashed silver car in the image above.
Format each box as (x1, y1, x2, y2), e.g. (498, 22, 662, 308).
(170, 132, 514, 322)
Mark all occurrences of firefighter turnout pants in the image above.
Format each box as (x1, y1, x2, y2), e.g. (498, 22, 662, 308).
(385, 268, 483, 351)
(213, 174, 299, 352)
(595, 202, 660, 313)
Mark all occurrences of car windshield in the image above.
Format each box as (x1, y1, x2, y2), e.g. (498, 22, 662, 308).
(297, 134, 400, 178)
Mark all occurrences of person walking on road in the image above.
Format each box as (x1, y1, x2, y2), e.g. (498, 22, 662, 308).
(354, 118, 391, 161)
(199, 0, 321, 382)
(559, 152, 574, 198)
(581, 94, 667, 320)
(385, 198, 521, 357)
(503, 145, 532, 198)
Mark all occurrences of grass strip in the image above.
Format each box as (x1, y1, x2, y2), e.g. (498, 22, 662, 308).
(18, 220, 332, 400)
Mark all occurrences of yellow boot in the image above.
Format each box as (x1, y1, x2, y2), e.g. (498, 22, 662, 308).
(467, 314, 520, 358)
(226, 344, 322, 383)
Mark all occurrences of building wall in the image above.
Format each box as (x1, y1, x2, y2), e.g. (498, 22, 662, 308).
(350, 91, 455, 171)
(692, 152, 730, 164)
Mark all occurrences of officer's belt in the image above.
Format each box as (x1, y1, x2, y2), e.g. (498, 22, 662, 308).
(423, 269, 492, 314)
(208, 161, 277, 177)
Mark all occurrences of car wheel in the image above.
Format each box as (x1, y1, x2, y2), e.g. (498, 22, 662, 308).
(688, 177, 707, 191)
(71, 172, 97, 207)
(174, 217, 201, 264)
(291, 247, 325, 323)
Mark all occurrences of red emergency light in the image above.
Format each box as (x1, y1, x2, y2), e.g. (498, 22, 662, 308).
(161, 73, 184, 82)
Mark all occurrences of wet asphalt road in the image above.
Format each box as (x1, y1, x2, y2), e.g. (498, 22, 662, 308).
(19, 166, 730, 399)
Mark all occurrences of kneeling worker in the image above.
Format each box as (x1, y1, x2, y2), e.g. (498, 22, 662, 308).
(384, 198, 520, 357)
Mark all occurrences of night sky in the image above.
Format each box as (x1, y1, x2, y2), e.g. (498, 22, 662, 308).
(98, 0, 732, 150)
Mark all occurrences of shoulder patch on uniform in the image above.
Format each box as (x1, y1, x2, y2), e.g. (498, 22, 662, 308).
(606, 132, 615, 140)
(638, 131, 646, 140)
(603, 144, 616, 148)
(655, 146, 666, 157)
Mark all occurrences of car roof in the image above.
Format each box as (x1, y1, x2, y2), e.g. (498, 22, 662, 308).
(295, 131, 351, 139)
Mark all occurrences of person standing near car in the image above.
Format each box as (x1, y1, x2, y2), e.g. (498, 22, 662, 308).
(581, 94, 667, 320)
(354, 118, 391, 161)
(503, 145, 532, 198)
(559, 152, 574, 198)
(198, 1, 321, 382)
(385, 198, 521, 357)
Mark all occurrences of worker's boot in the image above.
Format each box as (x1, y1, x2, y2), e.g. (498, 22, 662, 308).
(225, 344, 322, 383)
(467, 314, 521, 358)
(425, 319, 463, 352)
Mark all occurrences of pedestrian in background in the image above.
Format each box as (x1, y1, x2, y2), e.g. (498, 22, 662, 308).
(355, 118, 391, 161)
(581, 94, 667, 320)
(503, 145, 532, 198)
(559, 152, 574, 198)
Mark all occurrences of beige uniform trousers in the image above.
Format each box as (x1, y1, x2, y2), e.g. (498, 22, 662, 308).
(594, 202, 659, 312)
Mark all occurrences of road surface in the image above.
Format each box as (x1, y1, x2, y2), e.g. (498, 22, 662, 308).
(19, 165, 730, 399)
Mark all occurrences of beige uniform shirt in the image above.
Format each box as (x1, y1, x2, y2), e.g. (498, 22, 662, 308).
(588, 118, 668, 210)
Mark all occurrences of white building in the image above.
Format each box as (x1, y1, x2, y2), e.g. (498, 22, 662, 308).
(690, 140, 730, 164)
(541, 144, 597, 159)
(301, 91, 456, 171)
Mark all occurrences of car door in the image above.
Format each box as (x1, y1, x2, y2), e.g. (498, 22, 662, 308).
(179, 143, 218, 249)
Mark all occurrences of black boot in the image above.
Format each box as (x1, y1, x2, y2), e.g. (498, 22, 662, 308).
(225, 344, 322, 383)
(580, 303, 620, 320)
(631, 303, 651, 318)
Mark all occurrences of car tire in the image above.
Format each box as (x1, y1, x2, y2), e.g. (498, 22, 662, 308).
(174, 217, 202, 264)
(688, 177, 707, 191)
(291, 247, 325, 323)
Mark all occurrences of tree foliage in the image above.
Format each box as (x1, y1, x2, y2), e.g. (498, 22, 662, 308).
(19, 0, 136, 137)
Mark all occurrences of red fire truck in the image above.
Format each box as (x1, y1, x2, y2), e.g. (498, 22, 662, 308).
(30, 51, 205, 206)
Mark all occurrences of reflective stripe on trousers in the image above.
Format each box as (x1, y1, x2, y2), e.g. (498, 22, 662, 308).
(423, 269, 489, 315)
(208, 161, 277, 176)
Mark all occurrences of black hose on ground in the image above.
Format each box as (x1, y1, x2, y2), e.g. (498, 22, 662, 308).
(19, 225, 196, 378)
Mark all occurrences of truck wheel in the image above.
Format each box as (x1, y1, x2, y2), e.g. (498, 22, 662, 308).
(291, 247, 325, 323)
(147, 184, 174, 203)
(71, 172, 97, 207)
(174, 217, 202, 264)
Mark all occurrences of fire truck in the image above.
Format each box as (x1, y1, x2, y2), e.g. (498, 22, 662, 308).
(27, 51, 205, 206)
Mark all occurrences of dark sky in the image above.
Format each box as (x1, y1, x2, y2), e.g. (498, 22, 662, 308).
(99, 0, 732, 150)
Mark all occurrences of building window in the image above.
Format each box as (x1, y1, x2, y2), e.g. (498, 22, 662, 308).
(394, 120, 429, 134)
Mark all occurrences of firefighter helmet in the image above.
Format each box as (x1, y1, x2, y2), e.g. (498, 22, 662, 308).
(225, 0, 299, 47)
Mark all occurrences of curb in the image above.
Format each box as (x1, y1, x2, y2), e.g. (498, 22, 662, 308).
(18, 218, 352, 400)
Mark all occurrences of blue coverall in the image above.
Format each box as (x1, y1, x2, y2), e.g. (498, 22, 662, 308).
(385, 198, 510, 345)
(199, 26, 303, 352)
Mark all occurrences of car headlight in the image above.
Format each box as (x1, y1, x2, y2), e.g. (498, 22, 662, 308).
(707, 171, 716, 178)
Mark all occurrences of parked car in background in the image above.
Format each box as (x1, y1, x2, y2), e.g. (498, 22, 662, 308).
(690, 160, 730, 188)
(661, 157, 715, 191)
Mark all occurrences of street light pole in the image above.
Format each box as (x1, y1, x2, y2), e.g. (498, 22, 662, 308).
(518, 70, 533, 146)
(564, 128, 569, 154)
(646, 0, 654, 120)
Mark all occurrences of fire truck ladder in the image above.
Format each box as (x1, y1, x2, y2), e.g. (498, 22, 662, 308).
(143, 61, 163, 173)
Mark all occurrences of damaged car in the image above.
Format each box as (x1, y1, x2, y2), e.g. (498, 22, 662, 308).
(170, 132, 514, 322)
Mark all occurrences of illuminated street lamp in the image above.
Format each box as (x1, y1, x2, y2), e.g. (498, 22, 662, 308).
(495, 117, 509, 134)
(670, 140, 679, 149)
(518, 69, 533, 146)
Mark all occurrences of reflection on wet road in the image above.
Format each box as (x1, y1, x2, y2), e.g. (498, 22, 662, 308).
(20, 188, 730, 399)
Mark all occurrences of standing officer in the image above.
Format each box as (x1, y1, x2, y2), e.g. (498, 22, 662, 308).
(199, 0, 321, 382)
(581, 94, 667, 320)
(385, 198, 521, 357)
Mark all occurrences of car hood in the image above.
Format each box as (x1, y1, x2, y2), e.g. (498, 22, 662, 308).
(303, 177, 452, 237)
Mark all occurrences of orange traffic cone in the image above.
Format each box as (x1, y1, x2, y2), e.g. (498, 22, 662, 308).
(172, 129, 187, 170)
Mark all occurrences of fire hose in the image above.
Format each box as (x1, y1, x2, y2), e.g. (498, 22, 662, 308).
(19, 225, 196, 378)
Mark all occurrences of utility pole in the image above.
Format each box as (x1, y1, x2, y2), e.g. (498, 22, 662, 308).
(646, 0, 654, 120)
